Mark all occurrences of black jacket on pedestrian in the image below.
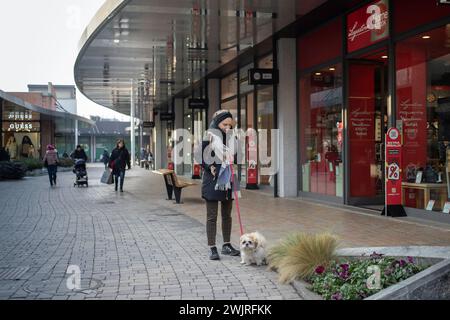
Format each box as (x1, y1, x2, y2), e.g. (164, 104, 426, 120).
(102, 150, 110, 165)
(201, 117, 237, 202)
(71, 149, 88, 161)
(109, 147, 131, 173)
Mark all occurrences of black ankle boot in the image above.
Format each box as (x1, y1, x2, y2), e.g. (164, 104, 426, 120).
(222, 243, 240, 256)
(209, 247, 220, 260)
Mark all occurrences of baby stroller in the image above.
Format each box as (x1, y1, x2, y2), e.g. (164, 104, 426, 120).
(73, 159, 88, 187)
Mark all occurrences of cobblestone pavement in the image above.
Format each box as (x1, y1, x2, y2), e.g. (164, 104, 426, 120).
(0, 165, 301, 300)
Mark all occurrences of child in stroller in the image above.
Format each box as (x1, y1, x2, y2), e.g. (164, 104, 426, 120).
(73, 158, 88, 187)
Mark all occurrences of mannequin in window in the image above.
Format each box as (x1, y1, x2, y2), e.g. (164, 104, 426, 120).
(21, 136, 33, 158)
(5, 136, 18, 160)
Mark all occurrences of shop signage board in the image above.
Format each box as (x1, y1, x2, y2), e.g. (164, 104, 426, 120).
(248, 68, 279, 85)
(347, 0, 389, 53)
(188, 99, 209, 109)
(2, 121, 40, 132)
(443, 202, 450, 214)
(426, 200, 436, 211)
(382, 127, 407, 217)
(160, 113, 175, 122)
(143, 121, 155, 128)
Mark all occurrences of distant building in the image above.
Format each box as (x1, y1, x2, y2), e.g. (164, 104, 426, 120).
(28, 84, 77, 114)
(78, 117, 134, 162)
(1, 83, 92, 160)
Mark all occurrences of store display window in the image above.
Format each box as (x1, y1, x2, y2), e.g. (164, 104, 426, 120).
(299, 64, 343, 197)
(396, 25, 450, 212)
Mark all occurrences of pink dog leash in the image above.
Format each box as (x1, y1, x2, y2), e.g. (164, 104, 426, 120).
(230, 164, 244, 236)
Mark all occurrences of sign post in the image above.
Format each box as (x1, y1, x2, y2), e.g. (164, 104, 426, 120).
(246, 131, 259, 189)
(382, 127, 407, 217)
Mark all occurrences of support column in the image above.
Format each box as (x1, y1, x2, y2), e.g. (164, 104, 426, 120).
(277, 38, 298, 198)
(130, 82, 136, 167)
(74, 119, 79, 148)
(207, 78, 220, 124)
(160, 120, 168, 169)
(174, 98, 184, 175)
(154, 115, 162, 170)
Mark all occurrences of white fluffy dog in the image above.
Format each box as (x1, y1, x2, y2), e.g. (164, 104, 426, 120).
(240, 232, 267, 266)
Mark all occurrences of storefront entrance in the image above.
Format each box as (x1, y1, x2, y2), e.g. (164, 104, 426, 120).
(347, 49, 389, 207)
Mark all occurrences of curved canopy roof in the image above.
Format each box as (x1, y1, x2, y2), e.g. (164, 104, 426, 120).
(74, 0, 327, 116)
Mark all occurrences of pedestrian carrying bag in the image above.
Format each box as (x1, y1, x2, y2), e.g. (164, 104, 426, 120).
(101, 169, 114, 184)
(107, 172, 114, 185)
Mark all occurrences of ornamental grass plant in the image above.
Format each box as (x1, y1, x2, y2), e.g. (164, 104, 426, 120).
(267, 232, 339, 284)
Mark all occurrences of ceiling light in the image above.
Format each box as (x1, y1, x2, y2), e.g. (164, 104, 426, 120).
(114, 39, 120, 44)
(315, 72, 322, 76)
(381, 55, 388, 59)
(329, 67, 336, 71)
(422, 35, 431, 39)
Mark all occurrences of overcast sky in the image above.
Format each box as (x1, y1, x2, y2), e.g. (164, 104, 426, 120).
(0, 0, 130, 121)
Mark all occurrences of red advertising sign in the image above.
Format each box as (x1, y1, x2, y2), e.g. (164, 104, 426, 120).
(347, 0, 389, 53)
(385, 128, 402, 205)
(193, 163, 201, 178)
(246, 133, 258, 186)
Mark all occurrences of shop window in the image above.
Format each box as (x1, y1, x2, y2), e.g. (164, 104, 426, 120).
(221, 73, 238, 100)
(394, 0, 450, 35)
(299, 64, 343, 197)
(396, 25, 450, 212)
(257, 86, 274, 187)
(298, 18, 342, 70)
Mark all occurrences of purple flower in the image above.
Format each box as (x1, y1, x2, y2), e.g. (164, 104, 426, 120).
(370, 252, 384, 259)
(399, 259, 407, 267)
(340, 263, 350, 272)
(331, 292, 343, 300)
(407, 256, 414, 264)
(315, 266, 325, 275)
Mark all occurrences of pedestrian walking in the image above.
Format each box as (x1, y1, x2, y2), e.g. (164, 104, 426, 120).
(101, 149, 110, 169)
(70, 145, 88, 161)
(43, 144, 59, 187)
(201, 110, 240, 260)
(109, 139, 131, 192)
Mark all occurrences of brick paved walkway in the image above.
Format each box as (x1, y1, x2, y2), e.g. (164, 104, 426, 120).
(0, 165, 300, 300)
(1, 165, 450, 300)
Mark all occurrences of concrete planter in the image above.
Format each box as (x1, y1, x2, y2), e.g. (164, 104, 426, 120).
(25, 169, 46, 177)
(25, 166, 73, 177)
(290, 246, 450, 300)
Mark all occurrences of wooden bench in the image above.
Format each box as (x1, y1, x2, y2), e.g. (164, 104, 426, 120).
(153, 169, 197, 204)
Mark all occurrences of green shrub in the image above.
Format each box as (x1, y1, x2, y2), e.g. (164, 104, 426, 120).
(21, 158, 44, 171)
(58, 158, 74, 168)
(309, 253, 427, 300)
(267, 232, 339, 284)
(0, 161, 27, 180)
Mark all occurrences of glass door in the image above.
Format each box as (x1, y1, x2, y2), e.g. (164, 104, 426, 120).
(348, 50, 389, 207)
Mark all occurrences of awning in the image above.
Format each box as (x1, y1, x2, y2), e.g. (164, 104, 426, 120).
(74, 0, 328, 116)
(0, 90, 95, 125)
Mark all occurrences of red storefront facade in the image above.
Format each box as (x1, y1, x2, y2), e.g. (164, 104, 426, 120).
(297, 0, 450, 218)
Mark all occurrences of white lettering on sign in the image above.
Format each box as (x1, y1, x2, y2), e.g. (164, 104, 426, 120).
(7, 111, 33, 121)
(348, 3, 388, 43)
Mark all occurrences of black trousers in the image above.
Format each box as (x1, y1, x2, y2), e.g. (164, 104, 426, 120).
(206, 200, 233, 247)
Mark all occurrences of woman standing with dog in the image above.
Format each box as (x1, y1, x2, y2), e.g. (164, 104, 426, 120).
(202, 110, 240, 260)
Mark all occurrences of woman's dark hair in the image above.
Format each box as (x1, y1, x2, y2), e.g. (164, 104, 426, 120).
(116, 139, 125, 148)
